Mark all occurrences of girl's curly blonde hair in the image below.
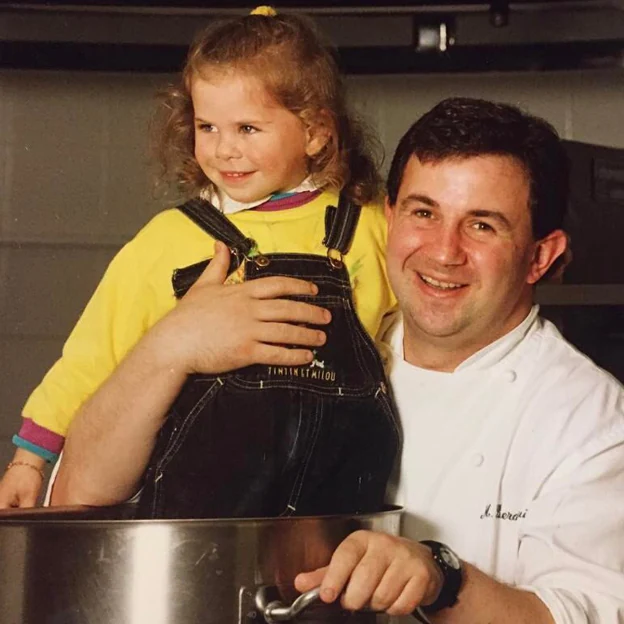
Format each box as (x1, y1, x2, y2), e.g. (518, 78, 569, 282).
(152, 11, 381, 204)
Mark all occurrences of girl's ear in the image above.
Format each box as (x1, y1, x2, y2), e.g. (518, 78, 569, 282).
(304, 110, 332, 158)
(526, 229, 569, 285)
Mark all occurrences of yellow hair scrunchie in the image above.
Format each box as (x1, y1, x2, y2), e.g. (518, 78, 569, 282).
(250, 6, 277, 17)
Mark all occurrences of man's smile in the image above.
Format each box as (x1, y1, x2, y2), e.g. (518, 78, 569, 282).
(418, 273, 467, 291)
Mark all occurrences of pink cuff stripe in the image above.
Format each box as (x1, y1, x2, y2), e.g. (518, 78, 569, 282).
(17, 418, 65, 454)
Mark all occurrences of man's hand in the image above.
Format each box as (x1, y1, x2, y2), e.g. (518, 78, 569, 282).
(295, 530, 443, 616)
(149, 240, 331, 375)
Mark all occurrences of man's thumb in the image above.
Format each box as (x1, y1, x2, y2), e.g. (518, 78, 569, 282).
(294, 567, 328, 595)
(197, 241, 231, 285)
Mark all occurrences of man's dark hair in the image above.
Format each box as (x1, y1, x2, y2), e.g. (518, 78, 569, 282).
(386, 97, 569, 240)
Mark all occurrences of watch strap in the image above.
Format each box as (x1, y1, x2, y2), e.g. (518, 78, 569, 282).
(419, 540, 463, 614)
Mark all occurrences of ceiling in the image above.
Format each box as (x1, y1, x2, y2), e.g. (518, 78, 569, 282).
(1, 0, 622, 72)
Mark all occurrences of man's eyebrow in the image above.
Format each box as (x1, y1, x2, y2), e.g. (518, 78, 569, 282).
(399, 194, 439, 209)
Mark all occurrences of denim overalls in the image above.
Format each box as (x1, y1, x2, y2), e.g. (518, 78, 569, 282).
(138, 195, 401, 519)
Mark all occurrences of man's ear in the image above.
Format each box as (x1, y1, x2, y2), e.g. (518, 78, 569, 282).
(384, 196, 395, 228)
(527, 229, 569, 285)
(304, 111, 332, 158)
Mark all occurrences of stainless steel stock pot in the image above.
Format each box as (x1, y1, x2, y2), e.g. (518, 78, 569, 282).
(0, 504, 401, 624)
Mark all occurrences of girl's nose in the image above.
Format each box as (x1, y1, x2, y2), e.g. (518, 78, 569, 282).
(215, 133, 241, 160)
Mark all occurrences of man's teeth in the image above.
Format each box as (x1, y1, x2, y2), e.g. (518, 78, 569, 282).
(420, 274, 464, 290)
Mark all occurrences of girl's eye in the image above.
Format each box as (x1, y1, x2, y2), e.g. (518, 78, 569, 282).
(240, 125, 258, 134)
(197, 123, 215, 133)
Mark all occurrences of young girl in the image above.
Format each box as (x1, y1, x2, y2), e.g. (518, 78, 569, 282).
(0, 7, 400, 517)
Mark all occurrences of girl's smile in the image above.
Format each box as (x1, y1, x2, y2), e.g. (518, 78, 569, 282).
(219, 171, 255, 181)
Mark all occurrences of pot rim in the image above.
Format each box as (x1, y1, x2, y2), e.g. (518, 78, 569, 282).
(0, 503, 402, 527)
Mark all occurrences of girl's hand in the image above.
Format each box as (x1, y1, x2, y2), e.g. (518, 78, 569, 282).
(0, 450, 45, 509)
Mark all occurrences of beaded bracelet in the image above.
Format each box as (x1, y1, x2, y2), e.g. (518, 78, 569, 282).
(6, 461, 45, 480)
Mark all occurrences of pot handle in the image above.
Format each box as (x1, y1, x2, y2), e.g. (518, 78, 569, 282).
(257, 586, 321, 623)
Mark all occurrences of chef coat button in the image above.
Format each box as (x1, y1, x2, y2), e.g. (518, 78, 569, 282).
(504, 370, 517, 382)
(472, 453, 484, 467)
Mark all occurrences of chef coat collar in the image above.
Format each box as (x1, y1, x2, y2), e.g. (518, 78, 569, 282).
(385, 305, 540, 373)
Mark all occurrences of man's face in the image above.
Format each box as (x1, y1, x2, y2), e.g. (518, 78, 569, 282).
(385, 154, 552, 367)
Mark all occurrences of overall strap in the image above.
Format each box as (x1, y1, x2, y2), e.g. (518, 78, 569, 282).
(323, 193, 362, 256)
(178, 198, 256, 259)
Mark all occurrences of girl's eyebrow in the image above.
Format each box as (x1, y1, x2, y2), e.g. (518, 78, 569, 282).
(239, 119, 273, 126)
(193, 116, 273, 125)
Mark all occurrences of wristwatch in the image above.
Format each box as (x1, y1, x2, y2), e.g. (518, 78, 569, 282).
(419, 540, 463, 614)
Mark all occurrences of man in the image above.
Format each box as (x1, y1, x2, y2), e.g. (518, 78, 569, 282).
(295, 98, 624, 623)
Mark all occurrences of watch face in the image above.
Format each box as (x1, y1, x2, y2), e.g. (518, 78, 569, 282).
(440, 546, 461, 570)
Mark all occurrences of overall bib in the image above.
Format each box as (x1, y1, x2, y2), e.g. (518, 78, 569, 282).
(138, 195, 401, 519)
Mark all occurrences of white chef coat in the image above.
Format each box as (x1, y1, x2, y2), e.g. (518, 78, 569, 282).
(381, 305, 624, 623)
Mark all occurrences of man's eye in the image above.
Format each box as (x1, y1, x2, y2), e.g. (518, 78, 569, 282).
(473, 221, 494, 232)
(240, 125, 258, 134)
(413, 209, 432, 218)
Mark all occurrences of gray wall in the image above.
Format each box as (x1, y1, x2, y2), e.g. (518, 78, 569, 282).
(1, 67, 623, 468)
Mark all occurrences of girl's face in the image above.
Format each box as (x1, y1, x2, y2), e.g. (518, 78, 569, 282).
(191, 71, 326, 202)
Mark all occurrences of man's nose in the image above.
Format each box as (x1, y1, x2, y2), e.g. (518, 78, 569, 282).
(428, 226, 466, 266)
(215, 133, 241, 160)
